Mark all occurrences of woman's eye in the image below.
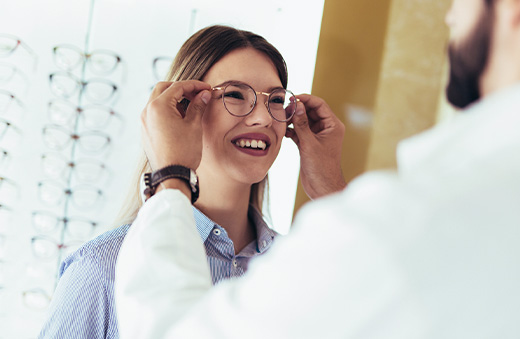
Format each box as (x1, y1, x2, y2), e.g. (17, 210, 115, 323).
(224, 91, 245, 100)
(270, 96, 285, 105)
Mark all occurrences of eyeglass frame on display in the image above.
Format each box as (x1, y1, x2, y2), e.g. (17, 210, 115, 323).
(31, 210, 98, 240)
(0, 33, 38, 71)
(30, 236, 83, 261)
(37, 180, 104, 209)
(152, 56, 174, 81)
(49, 71, 118, 104)
(42, 124, 111, 154)
(47, 98, 123, 131)
(52, 44, 124, 76)
(21, 288, 52, 310)
(41, 152, 108, 184)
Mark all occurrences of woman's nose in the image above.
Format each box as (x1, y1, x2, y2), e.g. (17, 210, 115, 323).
(243, 95, 272, 127)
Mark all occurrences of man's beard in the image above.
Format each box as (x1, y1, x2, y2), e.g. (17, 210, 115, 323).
(446, 7, 494, 109)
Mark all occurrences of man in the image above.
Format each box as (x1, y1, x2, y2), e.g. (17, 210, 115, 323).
(115, 0, 520, 337)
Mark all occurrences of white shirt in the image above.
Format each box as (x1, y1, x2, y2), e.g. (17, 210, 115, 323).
(115, 84, 520, 339)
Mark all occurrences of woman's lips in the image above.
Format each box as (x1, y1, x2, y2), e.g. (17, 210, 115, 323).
(231, 133, 271, 156)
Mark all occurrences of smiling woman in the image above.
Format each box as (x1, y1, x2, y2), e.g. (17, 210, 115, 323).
(38, 25, 293, 338)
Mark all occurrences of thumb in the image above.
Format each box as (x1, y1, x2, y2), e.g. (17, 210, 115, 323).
(185, 90, 211, 122)
(291, 103, 312, 142)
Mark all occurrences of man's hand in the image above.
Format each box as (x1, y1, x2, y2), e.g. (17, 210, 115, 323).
(141, 80, 212, 171)
(285, 94, 346, 199)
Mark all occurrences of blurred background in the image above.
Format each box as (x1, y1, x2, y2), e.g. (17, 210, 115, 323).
(0, 0, 454, 337)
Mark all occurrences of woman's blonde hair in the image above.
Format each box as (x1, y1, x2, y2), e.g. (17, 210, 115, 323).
(114, 25, 288, 226)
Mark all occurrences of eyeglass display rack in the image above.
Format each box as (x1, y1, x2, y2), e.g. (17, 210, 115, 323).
(0, 33, 36, 313)
(27, 41, 124, 309)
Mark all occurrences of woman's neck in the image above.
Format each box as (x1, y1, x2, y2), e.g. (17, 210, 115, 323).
(194, 169, 256, 254)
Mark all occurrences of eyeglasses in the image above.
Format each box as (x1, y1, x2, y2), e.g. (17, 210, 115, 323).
(42, 124, 111, 153)
(152, 56, 173, 81)
(48, 99, 121, 130)
(22, 288, 52, 310)
(37, 180, 103, 209)
(212, 82, 299, 122)
(0, 89, 25, 113)
(0, 34, 37, 63)
(49, 71, 118, 104)
(53, 44, 123, 75)
(31, 236, 82, 261)
(32, 211, 98, 239)
(41, 153, 107, 183)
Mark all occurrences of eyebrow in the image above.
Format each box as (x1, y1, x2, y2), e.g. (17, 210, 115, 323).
(213, 80, 285, 92)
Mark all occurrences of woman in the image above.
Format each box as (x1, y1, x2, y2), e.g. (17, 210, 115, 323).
(39, 25, 345, 338)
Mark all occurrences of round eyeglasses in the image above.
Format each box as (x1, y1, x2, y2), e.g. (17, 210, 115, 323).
(212, 82, 299, 122)
(53, 44, 123, 75)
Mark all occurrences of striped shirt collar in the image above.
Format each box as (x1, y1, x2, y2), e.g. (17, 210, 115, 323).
(192, 205, 278, 254)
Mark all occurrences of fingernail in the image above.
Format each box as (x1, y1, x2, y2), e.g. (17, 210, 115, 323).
(295, 107, 304, 116)
(201, 91, 211, 105)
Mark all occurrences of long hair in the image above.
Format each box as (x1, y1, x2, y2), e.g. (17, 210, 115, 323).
(114, 25, 288, 226)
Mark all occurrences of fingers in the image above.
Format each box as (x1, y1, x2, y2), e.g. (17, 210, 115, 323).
(296, 94, 335, 121)
(285, 127, 300, 146)
(185, 90, 211, 123)
(288, 101, 313, 143)
(158, 80, 212, 106)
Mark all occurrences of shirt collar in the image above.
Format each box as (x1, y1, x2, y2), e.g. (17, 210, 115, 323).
(192, 205, 278, 253)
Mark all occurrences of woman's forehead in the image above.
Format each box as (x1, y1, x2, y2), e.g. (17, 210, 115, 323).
(203, 48, 282, 90)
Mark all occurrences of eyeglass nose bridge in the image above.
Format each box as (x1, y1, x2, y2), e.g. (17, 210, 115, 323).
(249, 91, 271, 114)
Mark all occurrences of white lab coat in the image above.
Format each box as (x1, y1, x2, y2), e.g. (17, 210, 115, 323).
(115, 83, 520, 339)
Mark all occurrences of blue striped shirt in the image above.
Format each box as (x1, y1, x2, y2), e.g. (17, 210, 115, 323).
(38, 206, 277, 338)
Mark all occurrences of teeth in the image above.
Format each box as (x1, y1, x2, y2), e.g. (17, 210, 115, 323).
(235, 139, 267, 150)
